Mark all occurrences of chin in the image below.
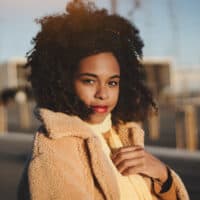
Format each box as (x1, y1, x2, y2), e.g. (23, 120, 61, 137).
(87, 113, 108, 124)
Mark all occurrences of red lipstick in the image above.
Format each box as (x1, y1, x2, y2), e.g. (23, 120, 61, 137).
(91, 106, 108, 113)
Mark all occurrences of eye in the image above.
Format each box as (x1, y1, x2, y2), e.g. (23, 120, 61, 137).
(81, 79, 95, 85)
(108, 80, 119, 87)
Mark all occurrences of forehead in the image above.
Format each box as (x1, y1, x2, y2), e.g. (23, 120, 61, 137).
(78, 52, 120, 75)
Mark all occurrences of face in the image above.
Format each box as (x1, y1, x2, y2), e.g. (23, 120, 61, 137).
(74, 52, 120, 124)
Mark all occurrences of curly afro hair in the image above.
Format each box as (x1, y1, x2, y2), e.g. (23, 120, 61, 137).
(26, 0, 157, 124)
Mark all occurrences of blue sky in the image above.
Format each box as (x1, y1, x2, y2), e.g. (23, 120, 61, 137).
(0, 0, 200, 68)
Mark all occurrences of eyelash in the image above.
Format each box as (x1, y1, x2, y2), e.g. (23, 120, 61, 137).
(81, 79, 119, 87)
(82, 79, 95, 84)
(108, 81, 119, 87)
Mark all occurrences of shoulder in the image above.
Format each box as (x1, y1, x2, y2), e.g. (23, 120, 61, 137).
(28, 126, 89, 183)
(24, 126, 95, 200)
(31, 125, 86, 160)
(115, 121, 144, 134)
(114, 121, 145, 147)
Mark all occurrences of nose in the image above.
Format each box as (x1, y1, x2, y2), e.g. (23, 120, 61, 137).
(95, 85, 109, 100)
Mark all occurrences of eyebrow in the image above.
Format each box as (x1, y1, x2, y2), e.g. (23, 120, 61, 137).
(78, 73, 120, 79)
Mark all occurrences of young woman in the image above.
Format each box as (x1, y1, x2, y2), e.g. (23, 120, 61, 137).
(18, 0, 189, 199)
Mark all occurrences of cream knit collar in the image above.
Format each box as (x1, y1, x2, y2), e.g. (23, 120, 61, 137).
(85, 113, 112, 136)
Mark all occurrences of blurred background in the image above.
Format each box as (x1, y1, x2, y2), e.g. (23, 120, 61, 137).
(0, 0, 200, 199)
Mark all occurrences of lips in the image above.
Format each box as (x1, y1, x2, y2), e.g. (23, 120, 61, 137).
(91, 106, 108, 113)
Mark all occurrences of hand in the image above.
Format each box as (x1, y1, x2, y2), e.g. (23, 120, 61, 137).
(111, 145, 168, 183)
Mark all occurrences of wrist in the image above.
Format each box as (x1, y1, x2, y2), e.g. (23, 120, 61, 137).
(160, 166, 173, 193)
(152, 166, 173, 194)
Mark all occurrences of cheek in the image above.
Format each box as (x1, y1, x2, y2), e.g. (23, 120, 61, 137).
(111, 88, 120, 105)
(74, 84, 94, 104)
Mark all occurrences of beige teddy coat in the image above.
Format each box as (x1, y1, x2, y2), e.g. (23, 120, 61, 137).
(18, 108, 189, 200)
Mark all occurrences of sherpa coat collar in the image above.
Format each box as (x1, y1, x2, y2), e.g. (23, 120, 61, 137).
(37, 108, 145, 146)
(38, 108, 97, 139)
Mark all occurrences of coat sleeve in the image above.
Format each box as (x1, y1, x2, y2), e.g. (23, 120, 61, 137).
(151, 168, 190, 200)
(18, 132, 95, 200)
(170, 169, 190, 200)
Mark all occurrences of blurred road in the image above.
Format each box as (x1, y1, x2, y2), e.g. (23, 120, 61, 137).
(0, 133, 200, 200)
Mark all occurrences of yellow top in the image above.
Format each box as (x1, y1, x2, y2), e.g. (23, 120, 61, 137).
(86, 114, 152, 200)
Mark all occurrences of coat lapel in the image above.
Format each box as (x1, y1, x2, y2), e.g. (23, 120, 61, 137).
(87, 136, 120, 200)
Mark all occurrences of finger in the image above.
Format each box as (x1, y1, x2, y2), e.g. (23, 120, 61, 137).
(121, 164, 144, 176)
(116, 157, 145, 174)
(111, 145, 143, 160)
(112, 148, 144, 166)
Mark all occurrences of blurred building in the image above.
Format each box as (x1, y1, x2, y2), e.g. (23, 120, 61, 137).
(172, 67, 200, 94)
(142, 57, 172, 100)
(0, 57, 30, 91)
(142, 57, 200, 151)
(0, 57, 35, 133)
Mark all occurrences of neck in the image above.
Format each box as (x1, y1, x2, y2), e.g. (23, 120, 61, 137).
(85, 113, 112, 135)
